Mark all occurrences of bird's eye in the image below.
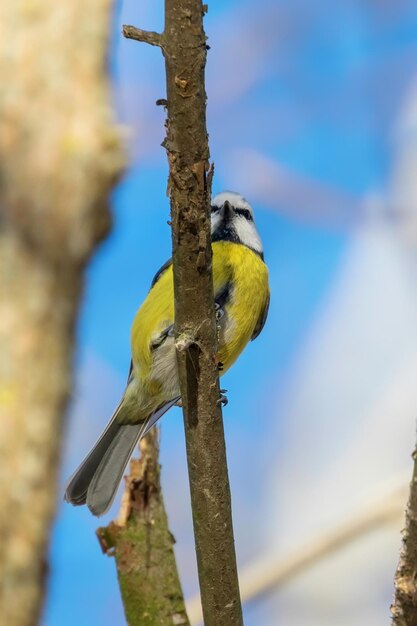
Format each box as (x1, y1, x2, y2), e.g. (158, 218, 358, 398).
(211, 205, 220, 213)
(235, 208, 253, 221)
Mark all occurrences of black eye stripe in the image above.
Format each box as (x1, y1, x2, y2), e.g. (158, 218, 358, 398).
(211, 204, 253, 220)
(235, 208, 253, 220)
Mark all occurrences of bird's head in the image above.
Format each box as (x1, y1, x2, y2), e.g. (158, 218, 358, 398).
(210, 191, 263, 256)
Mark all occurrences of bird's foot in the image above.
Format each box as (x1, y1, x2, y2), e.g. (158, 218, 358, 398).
(215, 302, 224, 321)
(217, 389, 228, 406)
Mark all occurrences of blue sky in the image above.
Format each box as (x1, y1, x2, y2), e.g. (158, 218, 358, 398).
(43, 1, 417, 625)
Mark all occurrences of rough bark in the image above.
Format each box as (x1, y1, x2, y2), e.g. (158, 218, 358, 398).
(97, 430, 190, 626)
(163, 3, 244, 625)
(123, 2, 243, 624)
(392, 445, 417, 625)
(0, 3, 123, 626)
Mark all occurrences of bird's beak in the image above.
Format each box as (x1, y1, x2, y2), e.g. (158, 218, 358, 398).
(221, 200, 233, 219)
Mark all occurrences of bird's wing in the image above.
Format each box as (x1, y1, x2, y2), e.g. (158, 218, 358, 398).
(126, 360, 134, 383)
(150, 324, 174, 351)
(140, 397, 181, 438)
(150, 258, 172, 289)
(251, 291, 270, 341)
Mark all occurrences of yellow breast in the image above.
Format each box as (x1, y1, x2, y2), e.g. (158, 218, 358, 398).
(131, 241, 269, 379)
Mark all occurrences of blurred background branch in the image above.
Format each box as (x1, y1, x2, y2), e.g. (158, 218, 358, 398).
(392, 453, 417, 624)
(0, 2, 123, 626)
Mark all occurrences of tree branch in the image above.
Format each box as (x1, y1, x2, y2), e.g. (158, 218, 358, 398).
(119, 1, 243, 623)
(163, 1, 244, 625)
(97, 430, 190, 626)
(392, 445, 417, 625)
(123, 25, 163, 48)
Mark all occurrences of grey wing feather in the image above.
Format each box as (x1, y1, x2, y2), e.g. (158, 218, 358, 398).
(126, 360, 134, 383)
(251, 292, 270, 341)
(140, 397, 180, 438)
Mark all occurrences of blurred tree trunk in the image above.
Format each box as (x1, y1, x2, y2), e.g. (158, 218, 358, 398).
(0, 3, 123, 626)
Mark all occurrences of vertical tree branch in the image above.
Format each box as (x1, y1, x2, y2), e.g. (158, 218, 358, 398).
(0, 3, 123, 626)
(392, 443, 417, 625)
(122, 1, 243, 624)
(97, 430, 190, 626)
(163, 2, 244, 625)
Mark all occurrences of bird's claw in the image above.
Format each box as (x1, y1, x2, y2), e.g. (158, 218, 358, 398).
(217, 390, 228, 407)
(215, 302, 224, 321)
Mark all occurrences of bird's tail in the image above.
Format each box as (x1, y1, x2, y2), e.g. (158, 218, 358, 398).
(64, 397, 179, 517)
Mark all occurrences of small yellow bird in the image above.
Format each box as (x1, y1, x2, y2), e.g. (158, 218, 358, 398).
(65, 191, 270, 516)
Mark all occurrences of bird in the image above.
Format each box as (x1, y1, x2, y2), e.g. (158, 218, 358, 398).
(65, 191, 270, 516)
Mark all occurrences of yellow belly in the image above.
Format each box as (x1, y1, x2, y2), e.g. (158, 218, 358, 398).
(131, 241, 269, 385)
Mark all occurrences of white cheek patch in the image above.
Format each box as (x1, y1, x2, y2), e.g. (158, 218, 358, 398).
(210, 212, 222, 234)
(233, 217, 262, 253)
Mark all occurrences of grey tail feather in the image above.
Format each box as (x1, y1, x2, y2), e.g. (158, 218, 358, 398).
(65, 397, 180, 517)
(86, 397, 179, 517)
(64, 398, 125, 507)
(86, 422, 144, 517)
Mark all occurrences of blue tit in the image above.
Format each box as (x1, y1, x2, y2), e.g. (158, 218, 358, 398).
(65, 191, 270, 516)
